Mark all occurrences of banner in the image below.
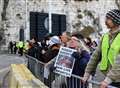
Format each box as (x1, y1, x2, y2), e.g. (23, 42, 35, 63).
(54, 46, 76, 77)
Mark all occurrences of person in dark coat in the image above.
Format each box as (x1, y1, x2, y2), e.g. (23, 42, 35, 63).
(9, 41, 13, 54)
(66, 35, 90, 88)
(13, 41, 18, 54)
(42, 36, 61, 63)
(27, 42, 36, 57)
(30, 37, 41, 59)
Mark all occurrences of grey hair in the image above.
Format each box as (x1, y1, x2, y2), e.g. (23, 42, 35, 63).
(62, 31, 72, 39)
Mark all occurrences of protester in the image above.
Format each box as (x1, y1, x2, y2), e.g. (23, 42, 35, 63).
(82, 9, 120, 88)
(44, 31, 72, 66)
(91, 40, 98, 51)
(27, 42, 36, 57)
(40, 38, 48, 54)
(30, 37, 41, 59)
(44, 31, 72, 88)
(42, 36, 61, 63)
(66, 34, 90, 88)
(60, 31, 72, 46)
(84, 37, 93, 48)
(43, 31, 72, 63)
(84, 37, 95, 54)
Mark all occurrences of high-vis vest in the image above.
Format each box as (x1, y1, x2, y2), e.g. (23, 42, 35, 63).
(16, 42, 19, 48)
(99, 33, 120, 71)
(18, 41, 24, 48)
(24, 42, 29, 50)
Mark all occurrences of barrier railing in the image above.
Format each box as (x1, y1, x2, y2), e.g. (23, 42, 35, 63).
(25, 55, 117, 88)
(25, 55, 45, 82)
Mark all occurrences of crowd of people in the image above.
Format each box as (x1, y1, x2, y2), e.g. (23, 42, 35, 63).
(8, 30, 98, 87)
(8, 9, 120, 88)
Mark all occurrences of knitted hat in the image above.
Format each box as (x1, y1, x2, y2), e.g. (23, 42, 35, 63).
(48, 36, 61, 46)
(106, 9, 120, 25)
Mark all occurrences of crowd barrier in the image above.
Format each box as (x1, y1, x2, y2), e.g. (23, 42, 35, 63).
(9, 64, 48, 88)
(25, 55, 117, 88)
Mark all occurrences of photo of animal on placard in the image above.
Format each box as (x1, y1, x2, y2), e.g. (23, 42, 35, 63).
(56, 55, 74, 69)
(54, 46, 76, 77)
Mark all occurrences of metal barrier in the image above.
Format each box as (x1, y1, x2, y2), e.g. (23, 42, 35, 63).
(25, 55, 117, 88)
(25, 55, 45, 82)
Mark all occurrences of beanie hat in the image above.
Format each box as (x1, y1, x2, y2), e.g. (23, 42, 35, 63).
(48, 36, 61, 46)
(106, 9, 120, 25)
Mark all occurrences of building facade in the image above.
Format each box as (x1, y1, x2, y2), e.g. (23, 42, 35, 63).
(0, 0, 119, 46)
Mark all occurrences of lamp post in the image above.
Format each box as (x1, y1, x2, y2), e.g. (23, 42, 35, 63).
(48, 0, 52, 33)
(66, 0, 72, 32)
(25, 0, 28, 40)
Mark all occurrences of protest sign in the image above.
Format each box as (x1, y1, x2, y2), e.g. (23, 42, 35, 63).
(54, 46, 76, 77)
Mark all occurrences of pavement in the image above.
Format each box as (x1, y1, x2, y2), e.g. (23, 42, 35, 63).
(0, 54, 27, 88)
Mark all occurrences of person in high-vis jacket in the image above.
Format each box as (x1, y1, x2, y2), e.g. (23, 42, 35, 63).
(18, 41, 24, 56)
(23, 40, 29, 53)
(82, 9, 120, 88)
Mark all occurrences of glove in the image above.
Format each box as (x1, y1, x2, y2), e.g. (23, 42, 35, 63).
(71, 52, 81, 59)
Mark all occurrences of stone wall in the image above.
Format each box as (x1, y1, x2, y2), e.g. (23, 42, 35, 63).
(0, 0, 119, 46)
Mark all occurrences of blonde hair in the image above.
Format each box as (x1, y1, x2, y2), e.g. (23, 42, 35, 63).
(78, 40, 90, 53)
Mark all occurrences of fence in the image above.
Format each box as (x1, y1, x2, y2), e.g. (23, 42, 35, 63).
(26, 55, 45, 82)
(25, 55, 117, 88)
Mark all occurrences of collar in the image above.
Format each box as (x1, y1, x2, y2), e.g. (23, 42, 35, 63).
(109, 27, 120, 37)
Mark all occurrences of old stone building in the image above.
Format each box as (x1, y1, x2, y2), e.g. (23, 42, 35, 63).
(0, 0, 120, 47)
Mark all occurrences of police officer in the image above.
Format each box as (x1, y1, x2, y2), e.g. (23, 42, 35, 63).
(18, 41, 24, 56)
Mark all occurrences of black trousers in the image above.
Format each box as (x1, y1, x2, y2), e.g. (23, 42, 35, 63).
(19, 47, 23, 56)
(110, 82, 120, 88)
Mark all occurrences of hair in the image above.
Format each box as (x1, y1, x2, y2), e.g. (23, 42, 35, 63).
(78, 40, 90, 53)
(32, 37, 37, 41)
(64, 31, 72, 39)
(86, 37, 92, 42)
(72, 31, 84, 40)
(67, 31, 89, 52)
(61, 31, 72, 41)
